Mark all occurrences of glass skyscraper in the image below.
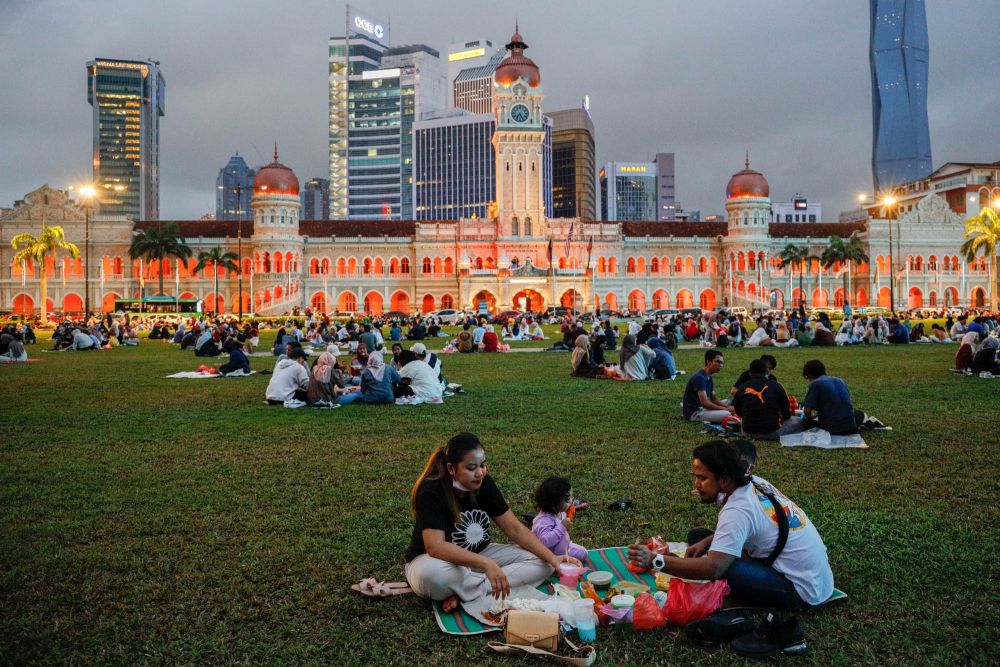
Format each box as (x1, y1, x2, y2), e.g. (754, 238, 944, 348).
(549, 107, 596, 220)
(215, 153, 255, 221)
(328, 34, 445, 220)
(870, 0, 932, 193)
(600, 162, 658, 221)
(413, 110, 552, 220)
(87, 58, 165, 220)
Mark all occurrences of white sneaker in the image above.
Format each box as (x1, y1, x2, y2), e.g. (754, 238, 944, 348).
(395, 397, 412, 405)
(675, 370, 686, 375)
(283, 398, 306, 409)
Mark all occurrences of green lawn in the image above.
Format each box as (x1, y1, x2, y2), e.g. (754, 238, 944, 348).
(0, 334, 996, 665)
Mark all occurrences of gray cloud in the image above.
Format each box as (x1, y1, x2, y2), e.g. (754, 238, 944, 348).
(0, 0, 997, 220)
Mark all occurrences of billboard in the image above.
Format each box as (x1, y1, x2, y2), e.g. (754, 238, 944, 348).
(347, 5, 389, 46)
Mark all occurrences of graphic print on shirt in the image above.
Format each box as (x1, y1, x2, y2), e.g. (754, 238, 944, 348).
(452, 509, 491, 550)
(753, 482, 808, 531)
(743, 385, 768, 404)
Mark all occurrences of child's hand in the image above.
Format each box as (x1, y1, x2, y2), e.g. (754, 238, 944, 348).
(561, 516, 573, 528)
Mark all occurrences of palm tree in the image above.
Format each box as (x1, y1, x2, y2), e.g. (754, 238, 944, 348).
(193, 247, 239, 314)
(129, 223, 192, 296)
(779, 243, 817, 310)
(11, 225, 80, 320)
(961, 207, 1000, 311)
(821, 233, 870, 308)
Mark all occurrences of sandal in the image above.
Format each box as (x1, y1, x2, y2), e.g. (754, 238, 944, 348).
(351, 577, 413, 597)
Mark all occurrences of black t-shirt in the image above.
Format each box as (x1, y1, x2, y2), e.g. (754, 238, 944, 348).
(733, 370, 777, 390)
(733, 376, 791, 435)
(405, 475, 510, 562)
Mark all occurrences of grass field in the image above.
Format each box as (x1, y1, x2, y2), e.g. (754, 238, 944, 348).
(1, 331, 996, 665)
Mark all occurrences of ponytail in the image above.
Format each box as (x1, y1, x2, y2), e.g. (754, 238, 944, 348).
(410, 432, 484, 522)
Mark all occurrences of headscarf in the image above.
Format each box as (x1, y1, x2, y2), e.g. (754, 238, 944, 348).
(628, 321, 641, 336)
(366, 349, 387, 382)
(619, 334, 639, 369)
(325, 342, 340, 356)
(313, 351, 335, 383)
(982, 336, 999, 351)
(960, 332, 979, 350)
(571, 334, 591, 370)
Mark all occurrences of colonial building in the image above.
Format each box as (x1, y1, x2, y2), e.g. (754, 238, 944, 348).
(1, 29, 992, 318)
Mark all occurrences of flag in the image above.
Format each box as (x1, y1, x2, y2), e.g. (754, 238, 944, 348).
(547, 238, 553, 266)
(565, 222, 574, 259)
(139, 259, 145, 290)
(175, 259, 180, 295)
(21, 260, 26, 287)
(586, 236, 594, 270)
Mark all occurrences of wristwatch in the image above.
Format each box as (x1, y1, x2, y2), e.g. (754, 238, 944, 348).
(652, 554, 666, 571)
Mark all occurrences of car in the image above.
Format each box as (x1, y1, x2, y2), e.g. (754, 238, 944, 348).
(426, 309, 461, 325)
(543, 306, 576, 319)
(645, 308, 678, 320)
(495, 310, 523, 321)
(679, 307, 704, 319)
(382, 310, 410, 321)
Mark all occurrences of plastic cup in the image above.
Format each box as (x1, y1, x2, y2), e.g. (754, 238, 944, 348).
(573, 599, 597, 642)
(558, 563, 585, 588)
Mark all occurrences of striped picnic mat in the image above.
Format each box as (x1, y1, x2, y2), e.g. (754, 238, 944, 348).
(432, 546, 656, 635)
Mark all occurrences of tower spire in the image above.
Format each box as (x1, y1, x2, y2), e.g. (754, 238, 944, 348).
(274, 142, 279, 162)
(745, 150, 750, 170)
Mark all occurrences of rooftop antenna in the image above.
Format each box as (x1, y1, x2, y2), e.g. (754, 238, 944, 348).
(745, 150, 750, 169)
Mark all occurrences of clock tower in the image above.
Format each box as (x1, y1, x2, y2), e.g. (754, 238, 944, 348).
(492, 26, 545, 237)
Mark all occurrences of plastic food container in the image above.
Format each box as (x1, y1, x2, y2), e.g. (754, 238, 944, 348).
(610, 594, 635, 609)
(586, 571, 613, 587)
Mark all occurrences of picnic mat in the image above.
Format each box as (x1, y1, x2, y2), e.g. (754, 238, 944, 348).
(432, 546, 847, 635)
(780, 429, 868, 449)
(165, 370, 256, 378)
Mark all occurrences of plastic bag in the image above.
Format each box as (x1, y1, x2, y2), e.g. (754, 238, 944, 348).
(663, 578, 730, 627)
(631, 592, 666, 631)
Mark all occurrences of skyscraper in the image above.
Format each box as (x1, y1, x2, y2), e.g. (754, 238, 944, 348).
(446, 39, 496, 97)
(215, 153, 255, 221)
(653, 152, 676, 221)
(870, 0, 932, 193)
(328, 27, 445, 219)
(452, 48, 505, 114)
(548, 106, 596, 220)
(86, 58, 165, 219)
(301, 178, 330, 220)
(600, 160, 675, 222)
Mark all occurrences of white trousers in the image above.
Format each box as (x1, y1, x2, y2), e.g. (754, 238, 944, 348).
(405, 543, 553, 602)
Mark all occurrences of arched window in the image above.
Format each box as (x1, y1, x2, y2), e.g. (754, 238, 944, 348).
(511, 216, 519, 236)
(363, 258, 372, 274)
(675, 257, 683, 273)
(444, 257, 454, 274)
(400, 258, 410, 274)
(650, 257, 659, 273)
(627, 258, 636, 274)
(422, 257, 432, 274)
(389, 258, 399, 274)
(524, 216, 532, 236)
(699, 257, 707, 273)
(476, 257, 484, 270)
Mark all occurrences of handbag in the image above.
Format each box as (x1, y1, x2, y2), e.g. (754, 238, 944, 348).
(488, 610, 596, 667)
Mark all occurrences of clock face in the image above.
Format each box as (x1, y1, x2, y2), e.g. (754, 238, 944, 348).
(510, 104, 530, 123)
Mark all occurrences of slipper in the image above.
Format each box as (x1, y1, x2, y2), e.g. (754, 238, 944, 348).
(351, 577, 413, 597)
(607, 498, 633, 512)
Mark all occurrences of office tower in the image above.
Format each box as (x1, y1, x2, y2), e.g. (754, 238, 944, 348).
(446, 39, 496, 97)
(549, 106, 596, 220)
(329, 26, 445, 219)
(215, 153, 255, 221)
(870, 0, 932, 193)
(86, 58, 165, 219)
(771, 195, 822, 223)
(600, 162, 658, 221)
(453, 49, 506, 114)
(654, 152, 676, 221)
(301, 178, 330, 220)
(413, 109, 552, 221)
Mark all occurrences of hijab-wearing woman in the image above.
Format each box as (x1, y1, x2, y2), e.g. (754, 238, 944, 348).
(955, 332, 978, 371)
(971, 336, 1000, 375)
(570, 334, 613, 378)
(481, 324, 499, 352)
(618, 334, 655, 380)
(339, 349, 399, 404)
(306, 350, 340, 405)
(405, 433, 580, 612)
(646, 336, 679, 379)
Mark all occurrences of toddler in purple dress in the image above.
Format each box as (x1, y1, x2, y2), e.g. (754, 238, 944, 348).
(531, 476, 588, 561)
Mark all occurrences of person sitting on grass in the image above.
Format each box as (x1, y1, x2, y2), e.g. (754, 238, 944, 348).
(481, 324, 499, 353)
(0, 333, 27, 362)
(405, 433, 581, 612)
(955, 332, 978, 371)
(412, 343, 446, 388)
(618, 334, 655, 380)
(338, 352, 399, 405)
(682, 349, 736, 423)
(65, 328, 97, 351)
(456, 324, 476, 353)
(732, 359, 802, 440)
(531, 475, 588, 561)
(218, 339, 251, 376)
(646, 336, 680, 380)
(731, 354, 778, 396)
(398, 350, 444, 403)
(628, 439, 834, 612)
(570, 334, 615, 378)
(264, 348, 310, 405)
(971, 336, 1000, 376)
(800, 359, 879, 434)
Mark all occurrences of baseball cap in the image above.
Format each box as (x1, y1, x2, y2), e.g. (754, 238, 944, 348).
(411, 343, 427, 355)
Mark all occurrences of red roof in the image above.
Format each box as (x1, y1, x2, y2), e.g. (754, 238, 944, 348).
(298, 220, 425, 237)
(134, 220, 247, 238)
(768, 221, 867, 238)
(621, 221, 729, 238)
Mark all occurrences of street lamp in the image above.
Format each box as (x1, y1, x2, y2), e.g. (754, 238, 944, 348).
(233, 183, 244, 322)
(76, 185, 97, 318)
(881, 194, 897, 312)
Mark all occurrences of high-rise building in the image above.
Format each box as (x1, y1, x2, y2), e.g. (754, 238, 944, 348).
(600, 162, 658, 221)
(549, 106, 596, 220)
(446, 39, 496, 98)
(301, 178, 330, 220)
(453, 49, 506, 114)
(86, 58, 165, 220)
(329, 24, 446, 220)
(870, 0, 932, 193)
(413, 109, 552, 220)
(772, 195, 822, 223)
(653, 152, 676, 221)
(215, 153, 255, 221)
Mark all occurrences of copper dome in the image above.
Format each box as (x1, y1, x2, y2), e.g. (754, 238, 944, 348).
(253, 144, 299, 196)
(495, 27, 540, 88)
(726, 156, 769, 199)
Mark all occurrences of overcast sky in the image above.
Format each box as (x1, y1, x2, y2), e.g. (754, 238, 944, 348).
(1, 0, 998, 220)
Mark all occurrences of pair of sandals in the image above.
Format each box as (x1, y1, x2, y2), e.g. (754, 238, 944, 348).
(351, 577, 412, 598)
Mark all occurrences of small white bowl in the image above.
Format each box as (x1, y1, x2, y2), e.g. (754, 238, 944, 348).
(587, 571, 613, 587)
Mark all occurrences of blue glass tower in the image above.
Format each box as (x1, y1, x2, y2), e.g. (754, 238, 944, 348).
(870, 0, 932, 192)
(215, 153, 255, 220)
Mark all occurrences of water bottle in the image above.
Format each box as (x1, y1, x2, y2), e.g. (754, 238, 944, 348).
(573, 598, 597, 642)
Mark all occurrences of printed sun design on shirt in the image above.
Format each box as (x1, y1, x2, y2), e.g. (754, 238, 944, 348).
(452, 509, 491, 550)
(753, 484, 808, 531)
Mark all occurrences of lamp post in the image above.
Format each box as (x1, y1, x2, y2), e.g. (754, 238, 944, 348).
(881, 194, 898, 312)
(76, 186, 97, 318)
(234, 183, 244, 322)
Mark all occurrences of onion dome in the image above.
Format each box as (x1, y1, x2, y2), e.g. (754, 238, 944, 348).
(253, 144, 299, 196)
(494, 25, 540, 88)
(726, 154, 769, 199)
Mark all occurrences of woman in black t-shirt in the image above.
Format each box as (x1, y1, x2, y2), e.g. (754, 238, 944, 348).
(405, 433, 581, 612)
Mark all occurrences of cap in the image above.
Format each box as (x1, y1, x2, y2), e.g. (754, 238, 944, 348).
(411, 343, 427, 355)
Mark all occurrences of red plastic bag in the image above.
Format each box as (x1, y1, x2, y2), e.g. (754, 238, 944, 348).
(631, 592, 666, 631)
(663, 579, 730, 627)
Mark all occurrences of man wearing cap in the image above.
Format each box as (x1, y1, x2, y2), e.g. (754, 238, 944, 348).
(411, 343, 446, 388)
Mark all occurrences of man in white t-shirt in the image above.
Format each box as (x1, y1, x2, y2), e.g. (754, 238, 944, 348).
(628, 439, 833, 609)
(398, 350, 444, 402)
